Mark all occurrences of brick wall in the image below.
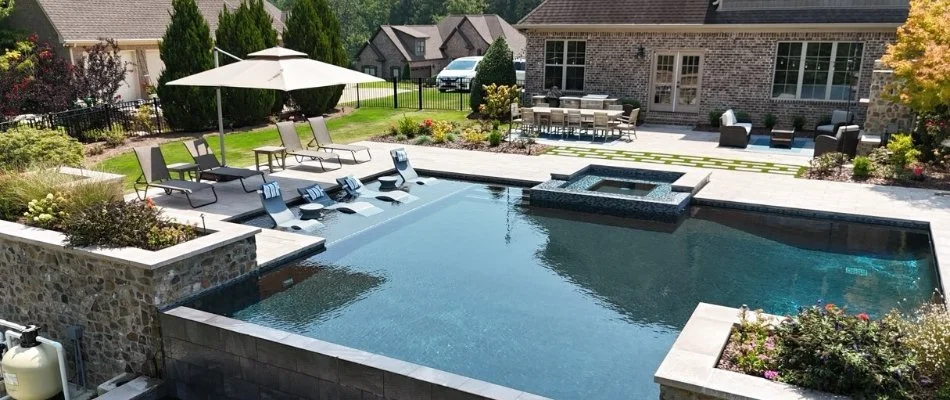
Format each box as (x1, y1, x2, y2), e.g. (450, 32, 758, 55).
(523, 30, 896, 127)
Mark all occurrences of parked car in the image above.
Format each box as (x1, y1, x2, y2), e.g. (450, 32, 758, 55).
(515, 58, 526, 83)
(437, 57, 483, 92)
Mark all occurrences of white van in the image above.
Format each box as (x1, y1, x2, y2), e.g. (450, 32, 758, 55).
(436, 56, 483, 92)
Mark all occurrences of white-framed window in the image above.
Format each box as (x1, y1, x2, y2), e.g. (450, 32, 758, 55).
(414, 40, 425, 56)
(544, 40, 586, 91)
(362, 65, 377, 76)
(772, 42, 864, 101)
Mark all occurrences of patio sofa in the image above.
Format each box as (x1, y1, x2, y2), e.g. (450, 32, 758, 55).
(814, 125, 861, 158)
(719, 109, 752, 148)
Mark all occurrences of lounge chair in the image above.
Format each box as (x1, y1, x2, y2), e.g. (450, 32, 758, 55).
(719, 109, 751, 148)
(296, 184, 383, 216)
(276, 121, 343, 170)
(335, 175, 417, 203)
(133, 146, 218, 208)
(389, 148, 437, 185)
(183, 138, 267, 193)
(307, 117, 372, 162)
(259, 181, 323, 232)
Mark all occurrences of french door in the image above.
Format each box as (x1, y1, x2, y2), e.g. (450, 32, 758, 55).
(650, 52, 703, 113)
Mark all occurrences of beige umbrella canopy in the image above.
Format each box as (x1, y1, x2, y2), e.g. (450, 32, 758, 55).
(165, 46, 383, 164)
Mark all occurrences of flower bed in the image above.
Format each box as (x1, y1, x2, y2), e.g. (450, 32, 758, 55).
(371, 115, 549, 156)
(717, 302, 950, 399)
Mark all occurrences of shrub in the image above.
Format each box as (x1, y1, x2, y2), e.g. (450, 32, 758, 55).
(709, 109, 724, 127)
(809, 152, 848, 176)
(763, 113, 777, 130)
(462, 127, 485, 145)
(904, 302, 950, 385)
(887, 133, 921, 173)
(479, 84, 520, 121)
(868, 147, 893, 176)
(61, 199, 199, 250)
(396, 114, 419, 138)
(431, 120, 453, 144)
(0, 168, 123, 222)
(775, 304, 918, 399)
(792, 115, 807, 131)
(734, 111, 752, 124)
(852, 156, 871, 179)
(446, 132, 457, 142)
(284, 0, 348, 116)
(488, 130, 503, 147)
(102, 124, 127, 147)
(86, 144, 105, 156)
(72, 38, 130, 104)
(131, 104, 155, 134)
(23, 193, 69, 230)
(393, 134, 407, 141)
(412, 135, 431, 145)
(717, 307, 779, 378)
(157, 0, 216, 131)
(0, 127, 84, 170)
(470, 37, 516, 113)
(418, 119, 434, 137)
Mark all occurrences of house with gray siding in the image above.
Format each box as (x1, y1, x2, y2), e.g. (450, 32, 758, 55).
(354, 14, 526, 80)
(516, 0, 908, 127)
(6, 0, 284, 102)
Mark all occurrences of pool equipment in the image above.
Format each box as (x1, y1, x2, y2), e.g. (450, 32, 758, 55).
(0, 321, 69, 400)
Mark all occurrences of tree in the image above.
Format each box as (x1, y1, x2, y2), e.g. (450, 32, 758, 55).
(283, 0, 348, 116)
(73, 38, 129, 104)
(0, 36, 79, 116)
(470, 37, 515, 113)
(0, 0, 13, 19)
(444, 0, 487, 16)
(215, 0, 277, 127)
(157, 0, 216, 131)
(881, 0, 950, 113)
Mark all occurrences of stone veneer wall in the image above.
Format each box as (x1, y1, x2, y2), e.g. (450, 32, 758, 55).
(0, 228, 257, 385)
(522, 30, 896, 127)
(863, 60, 916, 135)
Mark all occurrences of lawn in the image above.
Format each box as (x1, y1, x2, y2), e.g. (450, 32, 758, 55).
(342, 84, 472, 111)
(95, 108, 468, 189)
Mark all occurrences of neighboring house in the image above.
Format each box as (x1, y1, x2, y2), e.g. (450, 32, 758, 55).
(7, 0, 285, 102)
(515, 0, 908, 126)
(354, 14, 526, 80)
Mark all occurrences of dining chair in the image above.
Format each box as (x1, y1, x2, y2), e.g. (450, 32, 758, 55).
(566, 109, 583, 139)
(520, 108, 535, 136)
(616, 108, 639, 141)
(509, 104, 522, 136)
(549, 109, 566, 139)
(592, 112, 610, 142)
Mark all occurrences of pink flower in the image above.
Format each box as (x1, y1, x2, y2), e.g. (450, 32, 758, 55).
(857, 313, 870, 321)
(764, 370, 779, 381)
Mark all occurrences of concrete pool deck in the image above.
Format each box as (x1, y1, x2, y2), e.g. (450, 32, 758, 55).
(142, 140, 950, 302)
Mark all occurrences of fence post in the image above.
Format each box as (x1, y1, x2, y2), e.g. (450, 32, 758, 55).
(392, 78, 398, 109)
(417, 78, 423, 110)
(356, 83, 361, 109)
(459, 80, 464, 111)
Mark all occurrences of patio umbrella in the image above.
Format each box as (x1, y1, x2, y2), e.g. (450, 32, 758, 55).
(166, 46, 384, 164)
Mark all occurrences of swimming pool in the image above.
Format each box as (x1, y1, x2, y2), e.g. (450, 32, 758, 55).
(197, 179, 937, 399)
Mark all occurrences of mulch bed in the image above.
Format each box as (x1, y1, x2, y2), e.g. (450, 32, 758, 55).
(803, 166, 950, 192)
(371, 135, 551, 156)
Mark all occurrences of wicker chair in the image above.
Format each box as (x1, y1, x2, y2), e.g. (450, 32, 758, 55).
(815, 110, 855, 136)
(549, 109, 566, 138)
(566, 109, 583, 138)
(592, 112, 610, 142)
(814, 125, 861, 158)
(718, 109, 752, 148)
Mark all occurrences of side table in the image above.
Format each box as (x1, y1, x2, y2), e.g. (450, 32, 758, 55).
(166, 162, 200, 181)
(254, 146, 286, 172)
(299, 203, 324, 220)
(857, 134, 882, 157)
(378, 176, 400, 190)
(769, 129, 796, 148)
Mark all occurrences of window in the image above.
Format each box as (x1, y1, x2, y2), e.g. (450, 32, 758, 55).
(772, 42, 864, 101)
(391, 66, 401, 80)
(362, 66, 377, 77)
(544, 40, 586, 91)
(414, 40, 425, 56)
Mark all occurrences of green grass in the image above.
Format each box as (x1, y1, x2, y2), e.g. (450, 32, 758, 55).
(95, 108, 468, 189)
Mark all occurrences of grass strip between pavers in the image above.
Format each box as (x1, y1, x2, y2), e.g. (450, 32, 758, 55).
(548, 146, 803, 175)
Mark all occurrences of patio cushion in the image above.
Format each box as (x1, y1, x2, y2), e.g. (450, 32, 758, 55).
(735, 122, 752, 134)
(721, 109, 736, 126)
(394, 149, 408, 162)
(261, 181, 281, 199)
(831, 110, 852, 125)
(816, 124, 836, 134)
(305, 185, 325, 201)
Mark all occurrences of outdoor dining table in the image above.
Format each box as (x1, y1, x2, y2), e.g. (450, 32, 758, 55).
(529, 107, 624, 119)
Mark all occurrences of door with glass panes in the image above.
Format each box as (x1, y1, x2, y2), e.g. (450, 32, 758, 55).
(650, 52, 703, 113)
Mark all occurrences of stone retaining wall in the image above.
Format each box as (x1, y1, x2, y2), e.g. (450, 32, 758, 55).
(863, 60, 916, 135)
(0, 220, 259, 385)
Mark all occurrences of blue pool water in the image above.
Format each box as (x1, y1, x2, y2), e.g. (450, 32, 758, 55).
(197, 180, 937, 399)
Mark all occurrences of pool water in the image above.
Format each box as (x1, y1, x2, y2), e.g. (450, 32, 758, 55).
(589, 179, 659, 196)
(198, 180, 937, 399)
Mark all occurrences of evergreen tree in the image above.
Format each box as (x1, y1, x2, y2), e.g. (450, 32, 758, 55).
(157, 0, 216, 131)
(249, 0, 279, 47)
(470, 37, 515, 112)
(283, 0, 348, 116)
(216, 0, 277, 127)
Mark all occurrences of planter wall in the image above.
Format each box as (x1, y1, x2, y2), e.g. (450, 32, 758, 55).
(654, 303, 846, 400)
(0, 218, 260, 385)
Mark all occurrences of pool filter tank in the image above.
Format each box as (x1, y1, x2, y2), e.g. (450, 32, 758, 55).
(1, 326, 63, 400)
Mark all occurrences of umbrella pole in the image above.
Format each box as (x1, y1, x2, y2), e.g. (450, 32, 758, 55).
(215, 51, 226, 166)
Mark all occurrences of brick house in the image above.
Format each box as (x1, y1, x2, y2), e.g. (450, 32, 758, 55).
(354, 14, 526, 80)
(6, 0, 284, 102)
(515, 0, 908, 127)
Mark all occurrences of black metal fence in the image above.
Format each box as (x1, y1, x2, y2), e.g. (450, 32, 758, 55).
(0, 98, 166, 142)
(339, 78, 528, 111)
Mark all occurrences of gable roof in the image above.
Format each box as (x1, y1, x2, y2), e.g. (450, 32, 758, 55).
(517, 0, 907, 26)
(32, 0, 284, 43)
(360, 14, 525, 63)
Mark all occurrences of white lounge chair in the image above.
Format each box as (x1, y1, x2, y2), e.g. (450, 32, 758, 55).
(389, 148, 437, 185)
(259, 181, 322, 232)
(296, 184, 383, 216)
(336, 175, 417, 203)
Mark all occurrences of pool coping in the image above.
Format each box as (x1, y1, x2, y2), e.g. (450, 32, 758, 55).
(654, 303, 848, 400)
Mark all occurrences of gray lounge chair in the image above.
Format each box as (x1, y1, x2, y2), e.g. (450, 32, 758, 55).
(276, 121, 342, 170)
(296, 184, 383, 216)
(259, 181, 323, 232)
(307, 117, 372, 162)
(133, 146, 217, 208)
(336, 175, 417, 203)
(183, 138, 267, 193)
(389, 148, 437, 185)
